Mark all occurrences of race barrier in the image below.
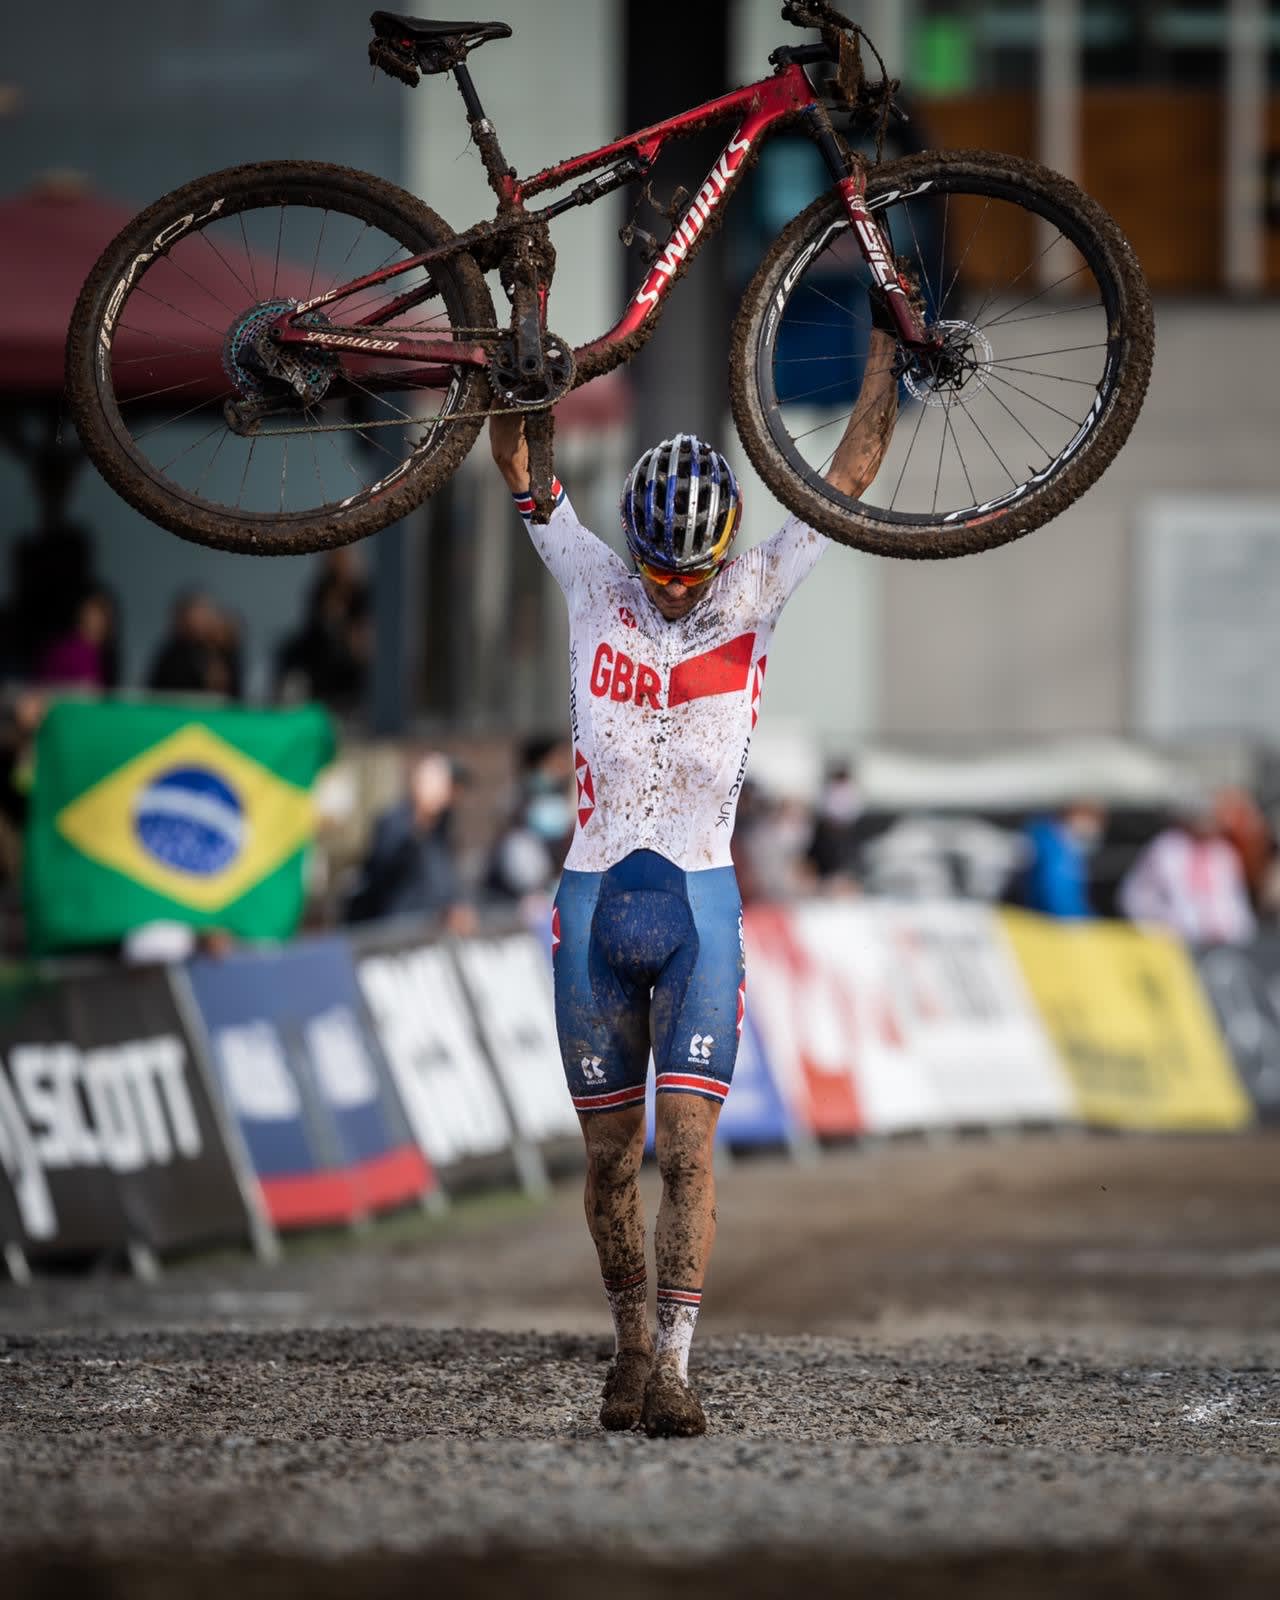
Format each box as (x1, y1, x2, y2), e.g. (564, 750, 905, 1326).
(0, 965, 257, 1266)
(1000, 911, 1254, 1131)
(181, 937, 436, 1228)
(1190, 938, 1280, 1124)
(744, 901, 1073, 1137)
(2, 902, 1273, 1276)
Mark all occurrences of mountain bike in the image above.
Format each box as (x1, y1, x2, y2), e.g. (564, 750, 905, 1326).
(65, 2, 1153, 560)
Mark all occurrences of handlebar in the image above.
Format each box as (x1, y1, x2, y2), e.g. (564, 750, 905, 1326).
(778, 0, 909, 139)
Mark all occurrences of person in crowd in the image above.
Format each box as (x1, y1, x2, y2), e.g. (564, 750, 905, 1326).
(807, 759, 864, 890)
(344, 750, 476, 933)
(1212, 787, 1275, 914)
(33, 586, 116, 690)
(208, 607, 245, 701)
(0, 689, 46, 836)
(1118, 792, 1256, 946)
(2, 519, 97, 676)
(147, 590, 229, 695)
(1020, 800, 1106, 919)
(276, 550, 371, 712)
(486, 735, 575, 908)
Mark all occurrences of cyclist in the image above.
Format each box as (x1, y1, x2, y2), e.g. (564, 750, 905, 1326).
(490, 318, 900, 1437)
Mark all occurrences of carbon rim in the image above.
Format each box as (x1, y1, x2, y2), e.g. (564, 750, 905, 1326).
(755, 169, 1127, 531)
(89, 178, 481, 529)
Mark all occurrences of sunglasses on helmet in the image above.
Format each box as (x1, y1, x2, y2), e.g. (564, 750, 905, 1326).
(638, 558, 723, 589)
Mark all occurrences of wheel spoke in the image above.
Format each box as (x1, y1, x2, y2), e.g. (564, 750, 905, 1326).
(888, 398, 929, 513)
(979, 265, 1094, 332)
(983, 366, 1085, 428)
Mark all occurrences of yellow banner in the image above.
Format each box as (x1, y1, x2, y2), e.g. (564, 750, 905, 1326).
(999, 911, 1253, 1130)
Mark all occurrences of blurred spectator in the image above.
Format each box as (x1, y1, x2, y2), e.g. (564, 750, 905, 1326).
(734, 785, 815, 903)
(0, 690, 46, 834)
(344, 751, 475, 933)
(1, 519, 96, 676)
(1212, 787, 1275, 913)
(208, 608, 245, 701)
(1118, 794, 1256, 946)
(807, 759, 864, 890)
(1019, 801, 1106, 919)
(863, 815, 1024, 901)
(33, 586, 115, 690)
(147, 590, 231, 696)
(276, 551, 371, 712)
(486, 735, 575, 906)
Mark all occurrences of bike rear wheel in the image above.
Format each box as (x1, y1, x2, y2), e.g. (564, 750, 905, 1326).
(731, 149, 1153, 559)
(66, 161, 496, 556)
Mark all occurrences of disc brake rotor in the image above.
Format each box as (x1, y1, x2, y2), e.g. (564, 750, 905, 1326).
(902, 318, 994, 409)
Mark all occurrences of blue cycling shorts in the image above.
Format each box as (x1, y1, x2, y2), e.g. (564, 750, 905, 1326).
(552, 848, 744, 1115)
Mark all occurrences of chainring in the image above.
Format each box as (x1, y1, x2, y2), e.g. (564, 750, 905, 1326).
(488, 330, 575, 409)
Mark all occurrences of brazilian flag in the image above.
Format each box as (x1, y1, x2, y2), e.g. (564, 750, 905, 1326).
(24, 700, 335, 954)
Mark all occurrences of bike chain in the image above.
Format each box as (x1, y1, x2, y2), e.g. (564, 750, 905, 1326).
(242, 326, 546, 438)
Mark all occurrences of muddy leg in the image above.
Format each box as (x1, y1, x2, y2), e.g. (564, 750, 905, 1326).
(645, 1094, 720, 1437)
(581, 1106, 652, 1430)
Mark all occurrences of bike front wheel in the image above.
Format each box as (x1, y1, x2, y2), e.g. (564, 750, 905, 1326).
(66, 161, 496, 556)
(731, 149, 1153, 559)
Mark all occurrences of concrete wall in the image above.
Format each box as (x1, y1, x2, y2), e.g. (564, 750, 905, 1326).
(876, 303, 1280, 741)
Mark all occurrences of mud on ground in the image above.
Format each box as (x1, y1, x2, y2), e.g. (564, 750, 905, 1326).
(1, 1132, 1277, 1597)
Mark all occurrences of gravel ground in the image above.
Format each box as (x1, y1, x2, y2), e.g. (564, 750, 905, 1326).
(1, 1132, 1278, 1597)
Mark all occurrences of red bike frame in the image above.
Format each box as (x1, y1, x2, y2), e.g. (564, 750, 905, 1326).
(271, 60, 931, 386)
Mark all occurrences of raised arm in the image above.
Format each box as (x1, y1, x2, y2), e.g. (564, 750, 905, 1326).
(490, 409, 532, 495)
(489, 411, 625, 594)
(825, 326, 899, 496)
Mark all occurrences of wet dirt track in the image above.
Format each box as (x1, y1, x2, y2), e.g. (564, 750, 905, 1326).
(2, 1132, 1278, 1597)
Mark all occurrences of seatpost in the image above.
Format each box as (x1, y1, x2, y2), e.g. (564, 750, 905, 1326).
(452, 63, 515, 198)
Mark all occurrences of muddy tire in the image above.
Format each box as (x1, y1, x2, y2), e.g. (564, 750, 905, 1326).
(65, 161, 496, 556)
(730, 149, 1154, 559)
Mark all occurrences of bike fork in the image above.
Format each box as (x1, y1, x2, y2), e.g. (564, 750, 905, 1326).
(804, 106, 934, 350)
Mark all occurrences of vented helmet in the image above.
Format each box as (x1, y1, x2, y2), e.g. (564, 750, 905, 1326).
(620, 434, 742, 574)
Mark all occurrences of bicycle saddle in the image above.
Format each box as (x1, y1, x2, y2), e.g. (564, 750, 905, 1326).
(370, 12, 512, 46)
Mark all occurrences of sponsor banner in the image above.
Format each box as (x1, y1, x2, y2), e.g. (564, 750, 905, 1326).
(1000, 911, 1254, 1131)
(743, 904, 867, 1136)
(1191, 939, 1280, 1123)
(0, 1143, 23, 1249)
(187, 938, 433, 1228)
(356, 932, 515, 1171)
(0, 966, 250, 1255)
(745, 902, 1067, 1135)
(876, 901, 1074, 1126)
(25, 700, 334, 953)
(452, 933, 579, 1144)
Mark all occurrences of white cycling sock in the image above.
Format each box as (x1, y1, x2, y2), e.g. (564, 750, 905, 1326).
(603, 1266, 649, 1353)
(655, 1285, 702, 1381)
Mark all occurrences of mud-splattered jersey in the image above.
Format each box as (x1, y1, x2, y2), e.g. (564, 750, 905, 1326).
(514, 480, 825, 873)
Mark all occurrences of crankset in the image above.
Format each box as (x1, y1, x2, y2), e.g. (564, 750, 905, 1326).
(488, 330, 575, 409)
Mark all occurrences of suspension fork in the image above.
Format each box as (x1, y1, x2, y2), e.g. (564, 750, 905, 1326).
(803, 105, 936, 351)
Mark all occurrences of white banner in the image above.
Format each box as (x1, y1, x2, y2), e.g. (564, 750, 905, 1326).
(746, 901, 1071, 1135)
(873, 901, 1074, 1126)
(453, 934, 579, 1144)
(357, 944, 512, 1168)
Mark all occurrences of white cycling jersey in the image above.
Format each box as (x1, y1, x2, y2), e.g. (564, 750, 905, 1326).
(515, 480, 826, 873)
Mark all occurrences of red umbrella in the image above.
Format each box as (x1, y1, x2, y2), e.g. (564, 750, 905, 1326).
(0, 175, 325, 404)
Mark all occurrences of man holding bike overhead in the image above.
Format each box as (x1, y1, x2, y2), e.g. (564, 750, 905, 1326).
(490, 315, 901, 1438)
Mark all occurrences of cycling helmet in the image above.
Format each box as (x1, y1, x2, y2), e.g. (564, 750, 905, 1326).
(620, 434, 742, 573)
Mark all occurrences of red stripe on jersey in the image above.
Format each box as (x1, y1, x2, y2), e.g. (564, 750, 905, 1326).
(667, 631, 756, 708)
